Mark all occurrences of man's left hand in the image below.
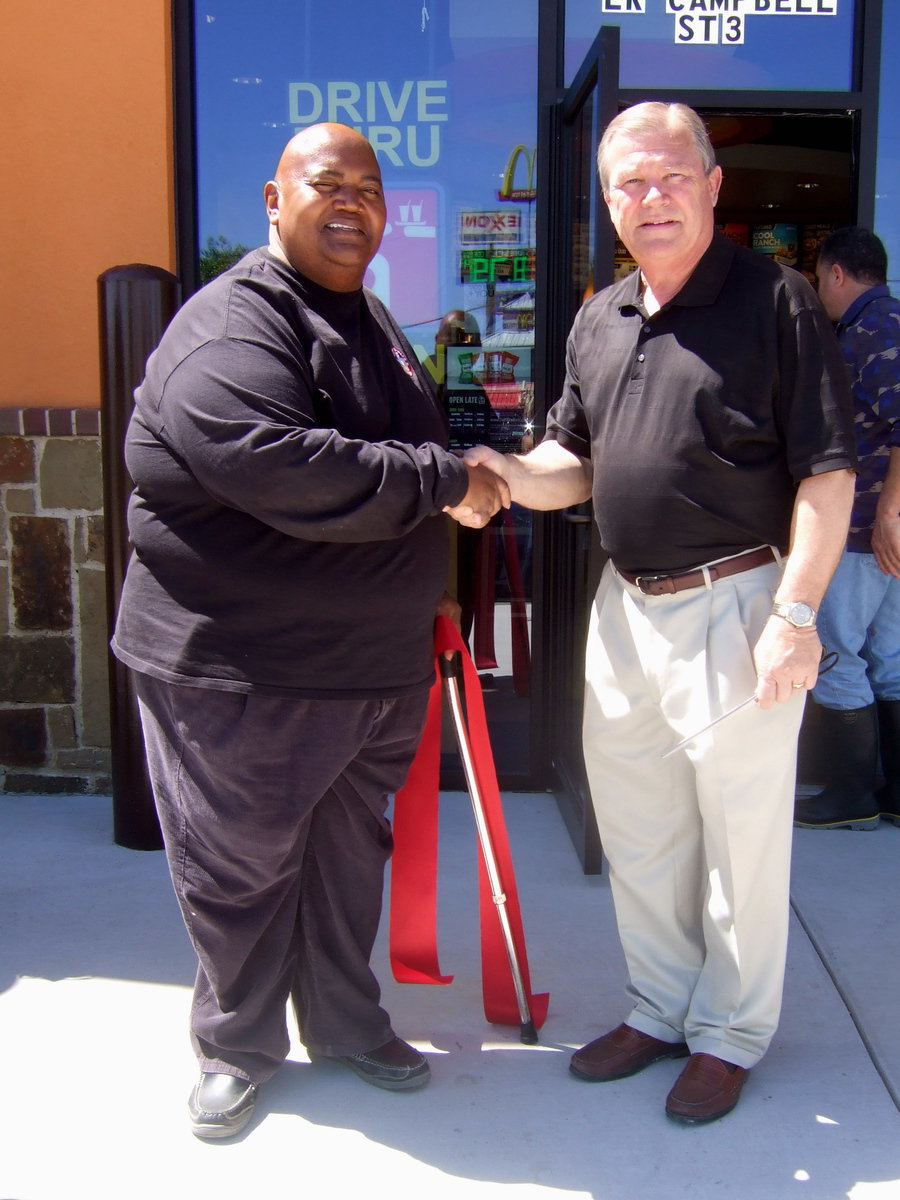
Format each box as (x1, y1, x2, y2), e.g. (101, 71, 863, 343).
(753, 619, 823, 708)
(872, 510, 900, 577)
(435, 591, 462, 660)
(435, 591, 462, 628)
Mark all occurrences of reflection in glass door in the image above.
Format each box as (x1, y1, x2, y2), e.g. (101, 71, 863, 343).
(439, 304, 537, 786)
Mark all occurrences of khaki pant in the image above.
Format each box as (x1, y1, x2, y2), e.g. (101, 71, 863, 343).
(582, 558, 803, 1069)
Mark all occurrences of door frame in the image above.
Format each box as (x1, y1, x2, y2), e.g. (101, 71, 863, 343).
(531, 20, 620, 872)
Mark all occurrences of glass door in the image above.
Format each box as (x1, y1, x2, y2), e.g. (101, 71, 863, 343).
(532, 25, 620, 872)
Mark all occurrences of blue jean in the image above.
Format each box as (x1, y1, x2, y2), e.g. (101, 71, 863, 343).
(813, 550, 900, 710)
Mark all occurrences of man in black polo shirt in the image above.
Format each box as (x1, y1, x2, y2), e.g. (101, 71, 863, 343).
(461, 102, 855, 1124)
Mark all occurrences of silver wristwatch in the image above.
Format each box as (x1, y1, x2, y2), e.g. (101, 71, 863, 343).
(771, 600, 817, 629)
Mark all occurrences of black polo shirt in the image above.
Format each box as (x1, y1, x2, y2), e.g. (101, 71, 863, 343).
(545, 233, 856, 574)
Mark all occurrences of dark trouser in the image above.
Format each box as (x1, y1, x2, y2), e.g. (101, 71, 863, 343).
(134, 673, 429, 1084)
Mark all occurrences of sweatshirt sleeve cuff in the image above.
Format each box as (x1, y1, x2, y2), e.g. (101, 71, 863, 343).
(435, 452, 470, 511)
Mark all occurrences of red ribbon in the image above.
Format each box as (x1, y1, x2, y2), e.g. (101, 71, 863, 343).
(501, 510, 531, 698)
(471, 513, 530, 694)
(472, 522, 499, 669)
(390, 616, 549, 1030)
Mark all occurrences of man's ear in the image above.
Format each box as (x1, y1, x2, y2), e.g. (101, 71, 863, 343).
(263, 181, 280, 225)
(831, 262, 845, 289)
(708, 165, 723, 206)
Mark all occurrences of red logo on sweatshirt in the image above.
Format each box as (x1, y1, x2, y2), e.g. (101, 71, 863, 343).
(391, 346, 416, 379)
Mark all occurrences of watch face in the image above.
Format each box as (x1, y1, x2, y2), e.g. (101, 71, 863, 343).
(790, 603, 815, 626)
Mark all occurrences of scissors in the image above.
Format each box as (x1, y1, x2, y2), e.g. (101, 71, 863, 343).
(661, 649, 838, 759)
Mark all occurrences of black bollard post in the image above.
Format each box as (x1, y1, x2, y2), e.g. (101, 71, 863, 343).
(98, 265, 180, 849)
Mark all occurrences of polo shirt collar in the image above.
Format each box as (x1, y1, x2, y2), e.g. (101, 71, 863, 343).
(839, 284, 891, 328)
(618, 232, 735, 315)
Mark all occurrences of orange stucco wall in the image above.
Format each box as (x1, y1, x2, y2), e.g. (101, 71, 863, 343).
(1, 1, 175, 409)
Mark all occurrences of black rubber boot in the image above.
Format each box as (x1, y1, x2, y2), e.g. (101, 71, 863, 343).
(794, 701, 880, 830)
(877, 699, 900, 823)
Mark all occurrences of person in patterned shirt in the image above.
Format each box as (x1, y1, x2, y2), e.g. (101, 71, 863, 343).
(796, 227, 900, 828)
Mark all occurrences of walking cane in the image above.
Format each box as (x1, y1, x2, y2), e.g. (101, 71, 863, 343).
(439, 650, 539, 1045)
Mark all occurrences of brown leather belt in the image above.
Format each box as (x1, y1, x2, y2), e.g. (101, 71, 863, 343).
(616, 546, 780, 597)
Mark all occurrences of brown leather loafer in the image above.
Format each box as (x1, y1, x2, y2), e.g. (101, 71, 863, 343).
(570, 1023, 689, 1082)
(665, 1053, 748, 1124)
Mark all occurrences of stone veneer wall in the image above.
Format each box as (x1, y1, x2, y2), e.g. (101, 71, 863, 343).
(0, 408, 111, 793)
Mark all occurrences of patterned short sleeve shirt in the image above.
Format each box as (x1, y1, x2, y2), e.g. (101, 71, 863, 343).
(837, 285, 900, 551)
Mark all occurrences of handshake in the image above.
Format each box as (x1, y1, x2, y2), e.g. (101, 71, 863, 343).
(443, 446, 512, 529)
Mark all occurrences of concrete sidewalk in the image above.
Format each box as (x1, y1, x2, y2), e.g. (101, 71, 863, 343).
(2, 790, 900, 1200)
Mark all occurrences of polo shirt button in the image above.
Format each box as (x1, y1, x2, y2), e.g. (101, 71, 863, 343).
(637, 353, 645, 362)
(643, 324, 652, 333)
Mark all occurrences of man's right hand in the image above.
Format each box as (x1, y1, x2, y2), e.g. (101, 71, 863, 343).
(462, 444, 510, 479)
(460, 441, 593, 512)
(443, 461, 510, 528)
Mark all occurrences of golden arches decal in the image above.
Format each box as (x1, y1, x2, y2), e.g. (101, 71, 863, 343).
(498, 145, 537, 202)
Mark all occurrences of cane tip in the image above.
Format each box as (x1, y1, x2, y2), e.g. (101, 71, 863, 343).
(520, 1020, 539, 1045)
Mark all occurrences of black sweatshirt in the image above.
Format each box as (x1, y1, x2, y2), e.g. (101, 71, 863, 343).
(112, 249, 469, 698)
